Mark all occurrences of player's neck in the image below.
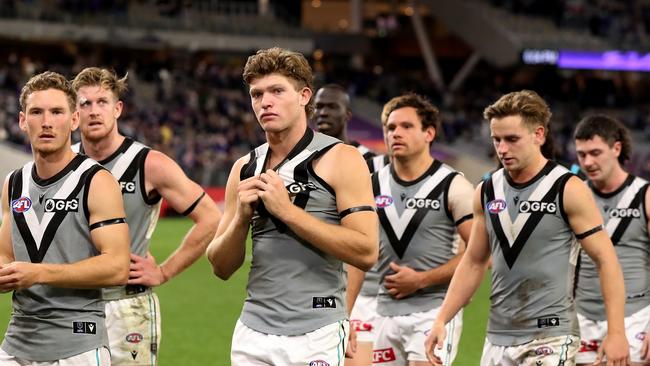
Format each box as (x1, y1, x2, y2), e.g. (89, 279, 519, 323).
(82, 134, 126, 162)
(507, 154, 548, 184)
(33, 147, 76, 180)
(393, 153, 434, 182)
(265, 120, 307, 168)
(592, 165, 629, 193)
(337, 130, 348, 144)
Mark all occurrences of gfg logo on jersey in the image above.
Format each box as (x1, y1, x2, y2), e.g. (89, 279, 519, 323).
(373, 348, 396, 363)
(405, 198, 440, 210)
(309, 361, 330, 366)
(11, 197, 32, 213)
(486, 199, 506, 214)
(608, 208, 641, 218)
(375, 195, 394, 208)
(286, 181, 317, 195)
(120, 181, 136, 194)
(125, 333, 143, 344)
(44, 198, 79, 213)
(518, 201, 556, 214)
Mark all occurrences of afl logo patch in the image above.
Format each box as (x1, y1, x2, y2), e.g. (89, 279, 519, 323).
(309, 361, 330, 366)
(11, 197, 32, 213)
(375, 195, 393, 208)
(486, 199, 506, 214)
(125, 332, 143, 343)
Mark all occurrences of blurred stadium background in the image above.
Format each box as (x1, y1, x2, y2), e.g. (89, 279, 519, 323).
(0, 0, 648, 364)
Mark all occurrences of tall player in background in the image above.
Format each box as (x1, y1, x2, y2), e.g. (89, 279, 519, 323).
(314, 83, 385, 366)
(72, 67, 221, 365)
(0, 71, 130, 364)
(573, 115, 650, 366)
(314, 84, 389, 173)
(372, 94, 473, 366)
(425, 90, 629, 366)
(206, 47, 378, 365)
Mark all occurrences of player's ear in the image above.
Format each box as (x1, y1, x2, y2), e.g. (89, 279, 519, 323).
(71, 110, 80, 131)
(18, 111, 27, 132)
(299, 87, 312, 107)
(114, 100, 123, 119)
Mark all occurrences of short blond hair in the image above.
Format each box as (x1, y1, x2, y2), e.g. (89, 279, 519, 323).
(20, 71, 76, 112)
(72, 67, 128, 100)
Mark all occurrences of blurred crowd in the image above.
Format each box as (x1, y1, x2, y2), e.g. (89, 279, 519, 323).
(489, 0, 650, 47)
(1, 46, 649, 184)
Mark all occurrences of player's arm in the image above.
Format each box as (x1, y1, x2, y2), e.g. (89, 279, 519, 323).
(0, 179, 15, 266)
(425, 183, 491, 363)
(563, 176, 629, 364)
(0, 170, 130, 290)
(346, 265, 366, 315)
(640, 185, 650, 363)
(206, 157, 254, 280)
(385, 175, 474, 298)
(129, 151, 222, 286)
(258, 144, 378, 271)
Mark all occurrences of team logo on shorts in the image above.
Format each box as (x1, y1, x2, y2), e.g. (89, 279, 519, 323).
(535, 346, 554, 356)
(309, 361, 330, 366)
(636, 331, 646, 340)
(126, 332, 143, 343)
(373, 348, 397, 363)
(579, 339, 600, 352)
(11, 197, 32, 213)
(486, 199, 506, 214)
(351, 319, 373, 332)
(375, 195, 393, 208)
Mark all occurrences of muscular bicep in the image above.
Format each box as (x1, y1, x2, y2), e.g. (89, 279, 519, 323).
(318, 145, 377, 235)
(563, 176, 605, 237)
(145, 150, 206, 215)
(0, 180, 14, 263)
(562, 176, 611, 261)
(464, 184, 491, 264)
(87, 169, 129, 254)
(214, 158, 246, 237)
(447, 174, 474, 224)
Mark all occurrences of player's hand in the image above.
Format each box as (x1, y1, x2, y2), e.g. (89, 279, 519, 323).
(128, 253, 166, 287)
(0, 262, 39, 291)
(383, 262, 422, 299)
(640, 333, 650, 365)
(257, 170, 293, 219)
(345, 324, 357, 358)
(236, 175, 263, 220)
(425, 320, 447, 365)
(594, 332, 630, 366)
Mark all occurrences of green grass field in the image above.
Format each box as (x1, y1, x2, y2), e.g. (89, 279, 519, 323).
(0, 218, 491, 365)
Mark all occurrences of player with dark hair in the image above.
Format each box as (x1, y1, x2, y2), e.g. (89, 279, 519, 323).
(574, 114, 649, 366)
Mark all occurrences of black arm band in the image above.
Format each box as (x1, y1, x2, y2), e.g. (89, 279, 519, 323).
(339, 205, 375, 219)
(575, 225, 603, 240)
(89, 218, 126, 231)
(181, 192, 206, 216)
(454, 214, 473, 227)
